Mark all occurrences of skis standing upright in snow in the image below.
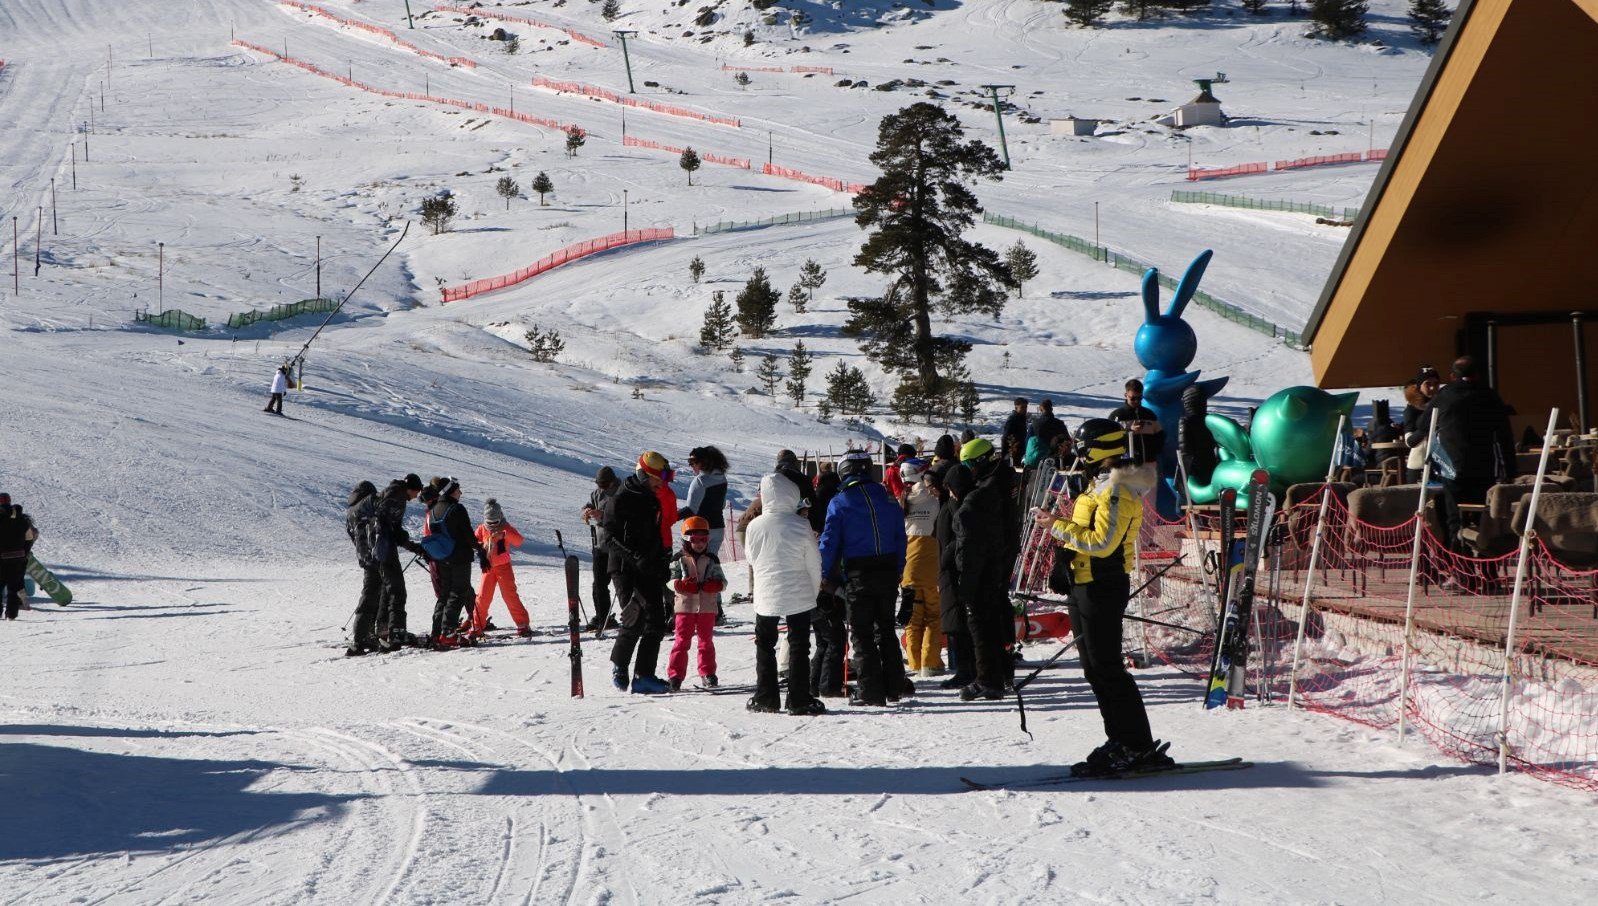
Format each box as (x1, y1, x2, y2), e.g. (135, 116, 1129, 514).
(1203, 470, 1275, 710)
(556, 530, 584, 699)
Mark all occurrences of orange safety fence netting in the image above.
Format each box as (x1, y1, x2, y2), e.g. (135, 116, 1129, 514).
(623, 134, 750, 169)
(532, 76, 740, 128)
(282, 1, 477, 68)
(1014, 474, 1598, 793)
(233, 40, 582, 135)
(432, 4, 607, 48)
(439, 228, 674, 303)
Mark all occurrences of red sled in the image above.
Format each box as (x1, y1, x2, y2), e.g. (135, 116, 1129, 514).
(1017, 609, 1071, 640)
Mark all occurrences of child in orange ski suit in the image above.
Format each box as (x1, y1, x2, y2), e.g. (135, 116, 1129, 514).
(472, 498, 530, 637)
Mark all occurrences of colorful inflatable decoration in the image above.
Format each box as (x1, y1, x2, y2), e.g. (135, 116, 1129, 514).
(1186, 385, 1358, 503)
(1135, 249, 1229, 518)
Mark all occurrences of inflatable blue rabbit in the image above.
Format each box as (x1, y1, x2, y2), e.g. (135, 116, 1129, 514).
(1134, 249, 1228, 519)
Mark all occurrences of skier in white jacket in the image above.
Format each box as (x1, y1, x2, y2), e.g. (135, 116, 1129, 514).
(264, 363, 291, 415)
(744, 472, 826, 715)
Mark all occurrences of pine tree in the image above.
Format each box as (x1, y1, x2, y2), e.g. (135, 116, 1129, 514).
(688, 255, 706, 283)
(735, 266, 780, 338)
(798, 258, 827, 305)
(817, 397, 834, 424)
(565, 125, 586, 158)
(496, 175, 520, 211)
(1005, 240, 1039, 298)
(531, 171, 553, 206)
(785, 340, 813, 407)
(1241, 0, 1269, 13)
(787, 282, 808, 314)
(1063, 0, 1115, 27)
(699, 290, 735, 351)
(679, 147, 701, 186)
(729, 346, 745, 373)
(851, 103, 1010, 392)
(1309, 0, 1369, 40)
(524, 325, 565, 362)
(420, 194, 457, 234)
(756, 354, 782, 396)
(823, 361, 874, 418)
(601, 0, 622, 23)
(734, 71, 751, 88)
(1407, 0, 1451, 45)
(1119, 0, 1162, 21)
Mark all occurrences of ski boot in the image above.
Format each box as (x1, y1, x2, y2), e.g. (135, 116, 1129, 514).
(785, 696, 827, 716)
(630, 675, 670, 695)
(746, 693, 780, 713)
(669, 677, 684, 692)
(515, 625, 534, 638)
(702, 674, 719, 688)
(958, 681, 1005, 702)
(940, 673, 974, 690)
(612, 666, 629, 691)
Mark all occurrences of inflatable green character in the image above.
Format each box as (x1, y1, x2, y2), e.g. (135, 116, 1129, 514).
(1186, 385, 1358, 503)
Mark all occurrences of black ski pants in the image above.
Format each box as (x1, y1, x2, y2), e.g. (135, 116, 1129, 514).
(609, 565, 668, 677)
(754, 609, 813, 708)
(590, 546, 614, 625)
(810, 596, 847, 696)
(376, 556, 409, 641)
(946, 629, 975, 684)
(1439, 475, 1494, 554)
(264, 392, 284, 414)
(351, 562, 383, 645)
(964, 585, 1014, 692)
(431, 558, 474, 639)
(1068, 572, 1154, 751)
(1, 558, 25, 619)
(843, 558, 908, 704)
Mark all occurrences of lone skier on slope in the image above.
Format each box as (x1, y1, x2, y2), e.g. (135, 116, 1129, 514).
(264, 363, 291, 415)
(0, 494, 38, 620)
(1034, 419, 1175, 777)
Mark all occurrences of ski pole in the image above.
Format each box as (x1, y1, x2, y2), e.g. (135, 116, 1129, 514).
(1012, 555, 1187, 739)
(1012, 592, 1203, 636)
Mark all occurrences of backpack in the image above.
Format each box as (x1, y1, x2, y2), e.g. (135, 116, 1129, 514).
(419, 504, 458, 560)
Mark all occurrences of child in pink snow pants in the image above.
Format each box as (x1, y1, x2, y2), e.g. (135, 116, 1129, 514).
(666, 516, 726, 690)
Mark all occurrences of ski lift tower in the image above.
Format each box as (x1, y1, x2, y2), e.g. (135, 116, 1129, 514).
(979, 84, 1016, 169)
(613, 30, 639, 94)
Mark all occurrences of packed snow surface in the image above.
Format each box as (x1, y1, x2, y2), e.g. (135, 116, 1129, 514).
(3, 1, 1594, 903)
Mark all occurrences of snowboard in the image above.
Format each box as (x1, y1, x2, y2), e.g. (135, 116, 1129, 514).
(565, 553, 585, 698)
(961, 757, 1251, 790)
(26, 555, 71, 606)
(1203, 470, 1275, 710)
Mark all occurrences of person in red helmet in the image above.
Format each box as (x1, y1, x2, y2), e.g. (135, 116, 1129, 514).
(666, 516, 727, 690)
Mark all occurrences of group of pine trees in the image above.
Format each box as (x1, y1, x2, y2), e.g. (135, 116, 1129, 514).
(1062, 1, 1454, 45)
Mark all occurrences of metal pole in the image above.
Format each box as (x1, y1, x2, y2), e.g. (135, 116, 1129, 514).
(1288, 414, 1347, 710)
(510, 87, 514, 116)
(315, 235, 321, 300)
(768, 129, 773, 166)
(51, 179, 58, 235)
(623, 189, 629, 233)
(1486, 319, 1498, 389)
(158, 241, 164, 313)
(1573, 313, 1589, 434)
(404, 0, 415, 29)
(72, 143, 78, 189)
(614, 31, 637, 94)
(34, 208, 41, 276)
(1396, 407, 1440, 743)
(1094, 201, 1100, 254)
(982, 85, 1012, 169)
(12, 217, 17, 294)
(1497, 408, 1559, 774)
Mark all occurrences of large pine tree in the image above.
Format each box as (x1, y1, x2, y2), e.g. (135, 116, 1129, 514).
(1063, 0, 1115, 27)
(1407, 0, 1452, 45)
(850, 103, 1010, 393)
(1309, 0, 1369, 40)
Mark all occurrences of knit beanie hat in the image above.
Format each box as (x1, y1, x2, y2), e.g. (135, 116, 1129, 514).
(595, 466, 618, 485)
(404, 473, 424, 492)
(775, 449, 801, 471)
(944, 463, 975, 498)
(483, 498, 504, 526)
(637, 451, 668, 478)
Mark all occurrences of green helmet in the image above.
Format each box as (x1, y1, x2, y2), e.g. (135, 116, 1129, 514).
(959, 437, 995, 463)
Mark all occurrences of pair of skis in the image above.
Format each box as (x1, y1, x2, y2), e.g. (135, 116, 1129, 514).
(1203, 469, 1276, 710)
(962, 757, 1251, 790)
(556, 531, 585, 699)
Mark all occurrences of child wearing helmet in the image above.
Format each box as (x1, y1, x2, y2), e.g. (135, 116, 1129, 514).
(470, 498, 530, 639)
(666, 515, 727, 690)
(1033, 418, 1173, 776)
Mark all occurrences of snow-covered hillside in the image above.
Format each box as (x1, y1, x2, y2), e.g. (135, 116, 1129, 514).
(5, 1, 1595, 903)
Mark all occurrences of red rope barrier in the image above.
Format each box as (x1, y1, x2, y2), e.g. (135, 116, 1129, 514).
(439, 228, 675, 303)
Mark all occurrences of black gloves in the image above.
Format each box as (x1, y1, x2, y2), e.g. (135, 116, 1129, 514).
(896, 587, 915, 627)
(478, 549, 492, 572)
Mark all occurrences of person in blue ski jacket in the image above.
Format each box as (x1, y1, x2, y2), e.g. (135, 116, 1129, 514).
(818, 450, 910, 706)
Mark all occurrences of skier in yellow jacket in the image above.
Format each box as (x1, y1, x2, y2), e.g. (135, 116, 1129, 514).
(1034, 418, 1174, 777)
(896, 458, 944, 676)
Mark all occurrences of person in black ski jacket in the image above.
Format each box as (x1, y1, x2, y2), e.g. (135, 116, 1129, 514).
(427, 478, 480, 647)
(936, 465, 974, 690)
(0, 493, 37, 620)
(345, 481, 383, 655)
(952, 439, 1018, 700)
(1001, 398, 1030, 469)
(1030, 399, 1067, 446)
(809, 463, 840, 534)
(1178, 384, 1219, 495)
(604, 452, 673, 693)
(1421, 356, 1517, 552)
(582, 466, 622, 632)
(373, 474, 424, 650)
